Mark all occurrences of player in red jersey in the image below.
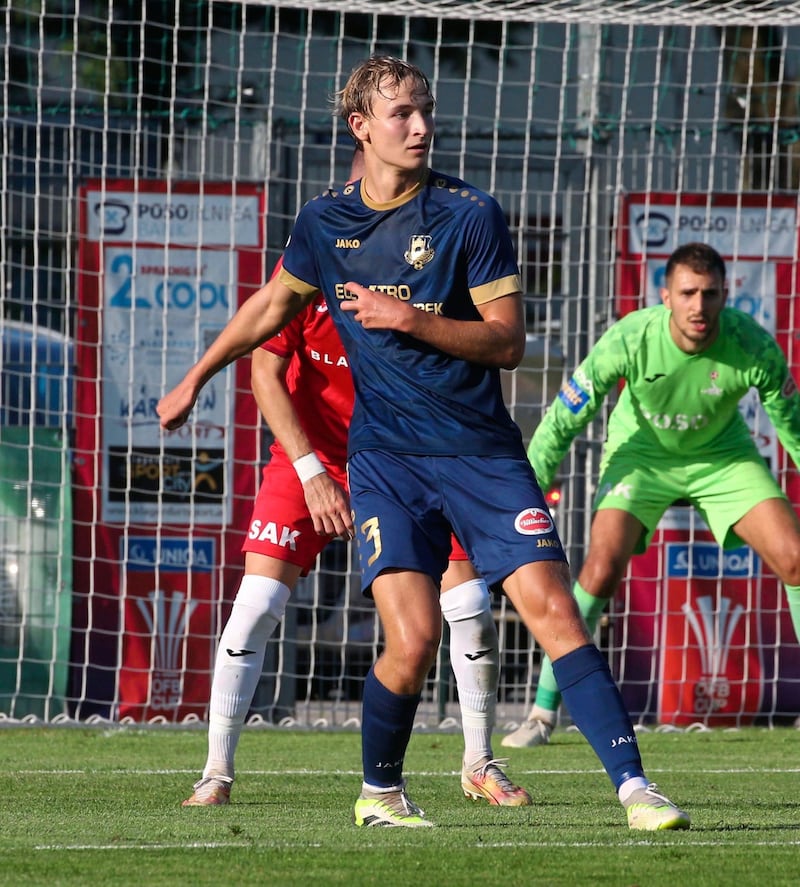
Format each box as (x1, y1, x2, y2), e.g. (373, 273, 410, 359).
(182, 157, 530, 810)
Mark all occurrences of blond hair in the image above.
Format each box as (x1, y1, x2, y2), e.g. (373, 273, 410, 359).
(335, 55, 434, 149)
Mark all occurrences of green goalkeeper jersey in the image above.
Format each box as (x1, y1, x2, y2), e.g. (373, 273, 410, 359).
(528, 304, 800, 491)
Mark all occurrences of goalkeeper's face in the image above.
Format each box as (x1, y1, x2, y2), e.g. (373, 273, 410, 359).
(660, 264, 727, 355)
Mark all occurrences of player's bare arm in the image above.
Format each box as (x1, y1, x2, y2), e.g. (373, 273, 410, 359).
(251, 348, 353, 539)
(340, 281, 525, 369)
(157, 278, 312, 431)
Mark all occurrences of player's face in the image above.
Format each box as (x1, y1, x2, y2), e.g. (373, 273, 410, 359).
(660, 264, 727, 354)
(349, 76, 434, 180)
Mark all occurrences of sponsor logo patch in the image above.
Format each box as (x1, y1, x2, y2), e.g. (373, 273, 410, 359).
(514, 507, 554, 536)
(557, 377, 589, 414)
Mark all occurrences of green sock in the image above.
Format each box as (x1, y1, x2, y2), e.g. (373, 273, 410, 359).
(532, 582, 609, 716)
(784, 584, 800, 644)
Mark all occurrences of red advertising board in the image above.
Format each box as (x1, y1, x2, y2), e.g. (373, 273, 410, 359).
(623, 525, 775, 726)
(616, 193, 800, 725)
(72, 180, 264, 721)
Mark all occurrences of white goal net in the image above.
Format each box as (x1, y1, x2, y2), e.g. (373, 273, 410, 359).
(2, 0, 799, 729)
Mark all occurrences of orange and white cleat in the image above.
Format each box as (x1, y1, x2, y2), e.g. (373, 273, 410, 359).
(182, 776, 233, 807)
(461, 758, 532, 807)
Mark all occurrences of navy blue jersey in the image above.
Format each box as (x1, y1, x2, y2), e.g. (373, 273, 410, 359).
(279, 170, 525, 458)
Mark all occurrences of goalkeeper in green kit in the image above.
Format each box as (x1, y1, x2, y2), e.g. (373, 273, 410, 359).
(503, 241, 800, 748)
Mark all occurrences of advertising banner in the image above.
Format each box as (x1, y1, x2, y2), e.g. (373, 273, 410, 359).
(616, 192, 800, 724)
(73, 180, 264, 720)
(658, 536, 767, 725)
(117, 536, 216, 720)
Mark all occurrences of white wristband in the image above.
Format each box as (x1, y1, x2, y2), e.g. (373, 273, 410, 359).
(293, 452, 326, 484)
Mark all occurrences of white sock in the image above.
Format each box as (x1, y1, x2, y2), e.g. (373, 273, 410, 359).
(202, 574, 291, 780)
(361, 781, 404, 796)
(618, 776, 649, 804)
(441, 578, 498, 770)
(529, 704, 557, 727)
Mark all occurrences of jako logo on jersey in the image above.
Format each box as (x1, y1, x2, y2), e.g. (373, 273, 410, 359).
(248, 520, 301, 550)
(782, 373, 798, 399)
(514, 507, 554, 536)
(335, 238, 361, 249)
(404, 234, 435, 269)
(557, 377, 589, 414)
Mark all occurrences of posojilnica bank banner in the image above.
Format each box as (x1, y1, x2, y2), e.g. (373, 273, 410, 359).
(616, 193, 800, 726)
(74, 180, 264, 721)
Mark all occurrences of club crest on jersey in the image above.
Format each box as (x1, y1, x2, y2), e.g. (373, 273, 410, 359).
(514, 507, 554, 536)
(700, 370, 723, 397)
(404, 235, 434, 269)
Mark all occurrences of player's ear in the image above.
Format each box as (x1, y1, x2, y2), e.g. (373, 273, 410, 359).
(349, 112, 369, 146)
(659, 287, 670, 308)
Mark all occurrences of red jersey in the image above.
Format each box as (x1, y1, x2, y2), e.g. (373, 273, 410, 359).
(243, 271, 352, 569)
(261, 290, 353, 471)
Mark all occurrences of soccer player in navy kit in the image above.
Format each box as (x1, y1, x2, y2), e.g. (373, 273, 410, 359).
(158, 56, 688, 830)
(180, 156, 531, 810)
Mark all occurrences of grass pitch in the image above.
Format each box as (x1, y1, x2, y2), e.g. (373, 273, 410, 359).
(3, 724, 799, 886)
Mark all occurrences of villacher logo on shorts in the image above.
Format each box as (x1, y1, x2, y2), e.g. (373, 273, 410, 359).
(514, 507, 554, 536)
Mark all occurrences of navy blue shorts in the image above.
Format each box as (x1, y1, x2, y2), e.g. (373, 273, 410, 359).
(347, 450, 566, 595)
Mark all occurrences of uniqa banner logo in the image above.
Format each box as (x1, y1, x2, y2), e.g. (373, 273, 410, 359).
(681, 594, 744, 714)
(666, 542, 758, 579)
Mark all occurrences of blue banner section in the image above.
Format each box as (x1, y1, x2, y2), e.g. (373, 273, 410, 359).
(666, 542, 759, 579)
(124, 536, 215, 572)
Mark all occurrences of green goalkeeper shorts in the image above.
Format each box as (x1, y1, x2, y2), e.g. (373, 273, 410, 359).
(593, 449, 788, 553)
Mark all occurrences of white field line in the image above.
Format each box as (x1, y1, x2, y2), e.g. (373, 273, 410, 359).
(33, 838, 800, 852)
(16, 766, 800, 776)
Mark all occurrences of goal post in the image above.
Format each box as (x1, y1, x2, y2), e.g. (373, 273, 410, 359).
(1, 0, 799, 726)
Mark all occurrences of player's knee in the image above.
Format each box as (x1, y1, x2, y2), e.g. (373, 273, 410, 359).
(778, 556, 800, 588)
(762, 534, 800, 586)
(414, 634, 441, 669)
(578, 561, 625, 600)
(387, 633, 439, 681)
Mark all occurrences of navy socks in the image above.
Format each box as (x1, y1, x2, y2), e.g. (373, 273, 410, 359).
(361, 666, 421, 788)
(553, 644, 645, 789)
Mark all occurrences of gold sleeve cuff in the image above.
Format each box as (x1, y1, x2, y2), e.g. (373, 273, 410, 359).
(277, 264, 319, 297)
(470, 274, 523, 306)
